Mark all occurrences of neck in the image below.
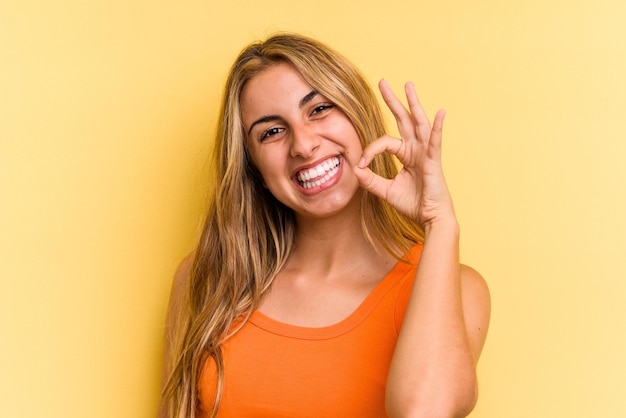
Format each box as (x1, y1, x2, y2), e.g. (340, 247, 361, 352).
(288, 196, 384, 275)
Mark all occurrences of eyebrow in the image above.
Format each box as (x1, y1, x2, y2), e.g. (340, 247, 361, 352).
(299, 90, 318, 108)
(246, 90, 319, 137)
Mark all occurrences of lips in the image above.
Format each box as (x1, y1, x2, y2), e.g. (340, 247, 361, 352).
(295, 156, 341, 189)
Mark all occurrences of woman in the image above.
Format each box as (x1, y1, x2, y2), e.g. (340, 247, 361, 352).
(159, 33, 490, 418)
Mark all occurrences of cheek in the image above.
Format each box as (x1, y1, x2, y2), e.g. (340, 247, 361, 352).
(342, 129, 365, 163)
(246, 143, 265, 174)
(249, 154, 284, 190)
(251, 155, 272, 178)
(247, 142, 289, 181)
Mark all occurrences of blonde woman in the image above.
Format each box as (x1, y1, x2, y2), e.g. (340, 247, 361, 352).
(159, 33, 490, 418)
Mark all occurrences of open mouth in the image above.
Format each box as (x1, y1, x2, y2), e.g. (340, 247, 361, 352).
(296, 156, 341, 189)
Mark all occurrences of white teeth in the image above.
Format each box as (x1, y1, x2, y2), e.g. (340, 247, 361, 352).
(296, 157, 340, 189)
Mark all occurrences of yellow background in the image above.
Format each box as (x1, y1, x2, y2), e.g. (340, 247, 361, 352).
(2, 0, 625, 416)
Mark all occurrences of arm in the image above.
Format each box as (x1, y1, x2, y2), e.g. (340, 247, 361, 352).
(387, 223, 490, 418)
(157, 254, 194, 418)
(354, 80, 490, 418)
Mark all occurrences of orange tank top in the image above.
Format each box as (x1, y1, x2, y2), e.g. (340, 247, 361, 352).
(197, 245, 422, 417)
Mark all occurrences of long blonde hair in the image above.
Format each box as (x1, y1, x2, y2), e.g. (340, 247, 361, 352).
(160, 33, 424, 418)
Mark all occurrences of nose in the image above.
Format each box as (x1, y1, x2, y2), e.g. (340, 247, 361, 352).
(289, 125, 320, 158)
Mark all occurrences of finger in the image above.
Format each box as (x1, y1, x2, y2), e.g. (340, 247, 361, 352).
(353, 164, 392, 202)
(378, 79, 418, 141)
(428, 109, 446, 159)
(357, 134, 404, 168)
(404, 82, 432, 141)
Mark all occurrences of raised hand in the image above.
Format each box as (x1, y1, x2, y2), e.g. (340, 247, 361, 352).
(353, 80, 456, 229)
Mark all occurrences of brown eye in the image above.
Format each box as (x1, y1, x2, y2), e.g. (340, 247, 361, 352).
(311, 104, 334, 116)
(260, 127, 284, 142)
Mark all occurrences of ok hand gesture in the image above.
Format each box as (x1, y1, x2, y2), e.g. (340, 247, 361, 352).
(354, 80, 456, 229)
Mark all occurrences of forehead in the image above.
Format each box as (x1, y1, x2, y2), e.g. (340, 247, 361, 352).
(240, 63, 314, 121)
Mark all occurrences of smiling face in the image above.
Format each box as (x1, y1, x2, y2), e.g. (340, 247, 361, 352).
(241, 62, 364, 219)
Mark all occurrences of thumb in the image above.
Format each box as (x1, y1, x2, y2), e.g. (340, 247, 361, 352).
(353, 165, 390, 201)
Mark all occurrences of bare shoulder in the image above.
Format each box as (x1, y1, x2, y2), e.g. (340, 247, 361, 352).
(459, 265, 490, 306)
(459, 264, 491, 363)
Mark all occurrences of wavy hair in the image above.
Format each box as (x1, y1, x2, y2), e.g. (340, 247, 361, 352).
(160, 33, 424, 418)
